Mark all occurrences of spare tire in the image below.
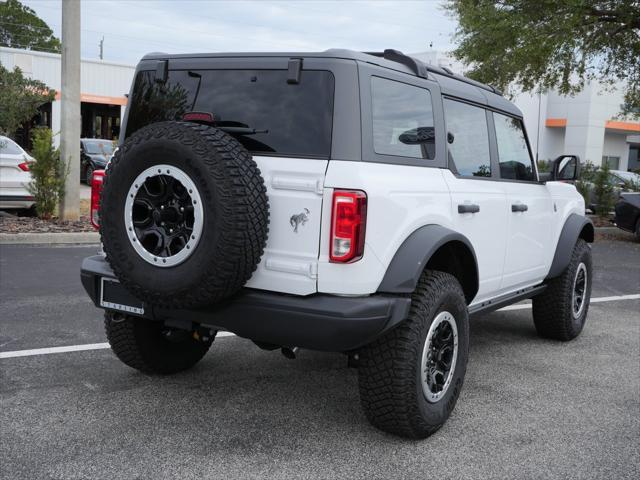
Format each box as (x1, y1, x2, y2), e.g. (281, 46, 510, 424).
(100, 121, 269, 308)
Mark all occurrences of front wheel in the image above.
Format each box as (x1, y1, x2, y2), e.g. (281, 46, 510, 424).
(532, 239, 592, 341)
(358, 270, 469, 439)
(104, 312, 214, 374)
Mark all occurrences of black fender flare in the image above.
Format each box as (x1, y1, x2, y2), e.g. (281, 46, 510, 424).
(377, 224, 478, 297)
(546, 213, 594, 279)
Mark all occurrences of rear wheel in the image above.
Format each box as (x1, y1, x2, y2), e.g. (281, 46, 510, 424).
(85, 164, 94, 185)
(104, 311, 214, 374)
(532, 239, 592, 341)
(358, 270, 469, 439)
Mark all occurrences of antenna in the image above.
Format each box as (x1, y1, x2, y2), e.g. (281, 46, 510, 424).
(99, 36, 104, 60)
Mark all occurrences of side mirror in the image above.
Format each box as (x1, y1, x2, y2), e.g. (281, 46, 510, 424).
(550, 155, 580, 181)
(398, 127, 435, 145)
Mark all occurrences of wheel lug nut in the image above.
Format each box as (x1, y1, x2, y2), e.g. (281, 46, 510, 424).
(160, 205, 164, 210)
(169, 228, 173, 233)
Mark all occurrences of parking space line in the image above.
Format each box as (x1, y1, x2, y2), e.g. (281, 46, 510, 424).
(1, 295, 638, 359)
(0, 331, 236, 359)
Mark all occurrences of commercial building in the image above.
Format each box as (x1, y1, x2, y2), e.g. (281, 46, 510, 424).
(0, 46, 135, 147)
(412, 50, 640, 171)
(3, 45, 638, 170)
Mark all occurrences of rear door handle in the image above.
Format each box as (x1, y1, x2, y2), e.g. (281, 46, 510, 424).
(511, 203, 528, 212)
(458, 204, 480, 214)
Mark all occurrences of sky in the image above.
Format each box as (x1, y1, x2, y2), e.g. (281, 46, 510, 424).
(21, 0, 458, 65)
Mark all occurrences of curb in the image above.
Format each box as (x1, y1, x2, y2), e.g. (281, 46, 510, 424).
(0, 232, 100, 245)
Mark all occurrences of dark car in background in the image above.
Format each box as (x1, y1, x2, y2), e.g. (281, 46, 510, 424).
(80, 139, 114, 184)
(614, 192, 640, 240)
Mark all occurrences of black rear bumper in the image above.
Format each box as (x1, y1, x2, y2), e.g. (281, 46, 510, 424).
(81, 255, 411, 352)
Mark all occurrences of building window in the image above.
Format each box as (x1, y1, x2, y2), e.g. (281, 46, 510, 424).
(602, 156, 620, 170)
(443, 98, 491, 177)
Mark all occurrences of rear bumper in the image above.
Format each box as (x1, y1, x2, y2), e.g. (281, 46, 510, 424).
(0, 194, 35, 209)
(81, 255, 411, 352)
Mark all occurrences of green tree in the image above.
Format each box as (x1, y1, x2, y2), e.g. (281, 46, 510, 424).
(0, 0, 61, 53)
(0, 64, 55, 136)
(27, 128, 68, 219)
(447, 1, 640, 115)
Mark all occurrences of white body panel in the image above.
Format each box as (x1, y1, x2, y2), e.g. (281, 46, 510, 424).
(501, 182, 553, 289)
(244, 156, 327, 295)
(245, 160, 585, 305)
(0, 136, 34, 209)
(319, 161, 451, 295)
(441, 170, 508, 302)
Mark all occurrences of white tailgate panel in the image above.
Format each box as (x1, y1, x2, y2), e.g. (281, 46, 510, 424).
(244, 156, 328, 295)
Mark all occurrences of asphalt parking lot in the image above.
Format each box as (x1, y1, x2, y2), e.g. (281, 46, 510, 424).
(1, 240, 639, 479)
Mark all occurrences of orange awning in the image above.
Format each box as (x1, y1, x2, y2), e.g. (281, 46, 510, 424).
(54, 90, 127, 106)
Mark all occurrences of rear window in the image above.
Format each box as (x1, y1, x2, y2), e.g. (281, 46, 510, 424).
(125, 69, 335, 158)
(0, 137, 24, 155)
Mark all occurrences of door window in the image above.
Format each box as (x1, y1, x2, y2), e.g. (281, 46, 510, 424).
(443, 99, 491, 177)
(494, 112, 535, 181)
(371, 77, 435, 159)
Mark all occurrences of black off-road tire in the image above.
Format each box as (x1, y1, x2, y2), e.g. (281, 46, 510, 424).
(532, 239, 592, 341)
(358, 270, 469, 439)
(104, 312, 213, 374)
(100, 121, 269, 308)
(85, 164, 94, 186)
(635, 218, 640, 241)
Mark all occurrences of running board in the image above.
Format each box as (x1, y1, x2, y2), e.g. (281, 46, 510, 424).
(468, 285, 546, 317)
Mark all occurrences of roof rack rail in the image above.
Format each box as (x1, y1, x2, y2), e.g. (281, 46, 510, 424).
(363, 49, 502, 96)
(364, 49, 429, 79)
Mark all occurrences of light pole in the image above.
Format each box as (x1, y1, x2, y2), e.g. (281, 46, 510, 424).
(59, 0, 81, 221)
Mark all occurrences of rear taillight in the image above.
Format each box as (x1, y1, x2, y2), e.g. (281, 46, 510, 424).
(329, 190, 367, 263)
(90, 169, 105, 230)
(18, 162, 30, 171)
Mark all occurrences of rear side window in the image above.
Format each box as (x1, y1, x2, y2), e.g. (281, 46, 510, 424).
(371, 77, 435, 160)
(0, 137, 24, 155)
(493, 113, 535, 181)
(443, 99, 491, 177)
(125, 69, 335, 158)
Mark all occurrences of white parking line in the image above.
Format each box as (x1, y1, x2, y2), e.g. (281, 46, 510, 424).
(1, 295, 638, 359)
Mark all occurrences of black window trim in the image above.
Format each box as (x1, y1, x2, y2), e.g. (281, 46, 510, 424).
(489, 110, 541, 184)
(442, 96, 495, 180)
(442, 93, 543, 184)
(358, 63, 447, 168)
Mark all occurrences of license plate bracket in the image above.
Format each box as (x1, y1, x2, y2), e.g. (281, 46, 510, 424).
(100, 278, 145, 315)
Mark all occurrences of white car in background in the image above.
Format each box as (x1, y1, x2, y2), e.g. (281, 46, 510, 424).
(0, 135, 35, 211)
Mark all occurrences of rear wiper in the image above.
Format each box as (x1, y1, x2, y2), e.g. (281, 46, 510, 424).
(218, 126, 268, 135)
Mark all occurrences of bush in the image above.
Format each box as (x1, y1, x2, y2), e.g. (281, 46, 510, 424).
(537, 159, 550, 173)
(27, 128, 68, 219)
(593, 161, 614, 217)
(575, 161, 597, 208)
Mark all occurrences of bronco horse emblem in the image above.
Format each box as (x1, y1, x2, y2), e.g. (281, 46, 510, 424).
(290, 208, 310, 233)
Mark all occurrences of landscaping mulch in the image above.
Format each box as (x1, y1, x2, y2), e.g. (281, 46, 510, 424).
(0, 215, 95, 233)
(0, 199, 95, 233)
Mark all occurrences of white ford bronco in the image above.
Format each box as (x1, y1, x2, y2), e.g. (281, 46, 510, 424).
(81, 49, 594, 438)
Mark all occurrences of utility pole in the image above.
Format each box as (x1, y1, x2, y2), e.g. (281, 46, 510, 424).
(59, 0, 81, 221)
(99, 36, 104, 60)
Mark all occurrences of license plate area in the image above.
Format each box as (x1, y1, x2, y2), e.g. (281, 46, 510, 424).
(100, 278, 145, 315)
